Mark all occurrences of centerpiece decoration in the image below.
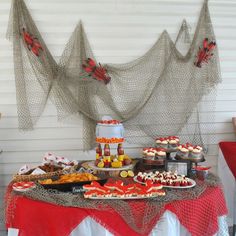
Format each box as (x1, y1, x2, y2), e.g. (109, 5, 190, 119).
(87, 116, 133, 176)
(95, 116, 132, 168)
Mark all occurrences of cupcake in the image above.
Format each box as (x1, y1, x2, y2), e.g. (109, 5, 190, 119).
(142, 148, 149, 157)
(145, 151, 156, 160)
(195, 145, 203, 151)
(186, 142, 194, 152)
(155, 138, 162, 148)
(155, 137, 168, 149)
(155, 148, 166, 159)
(190, 146, 202, 159)
(176, 145, 189, 158)
(168, 136, 179, 149)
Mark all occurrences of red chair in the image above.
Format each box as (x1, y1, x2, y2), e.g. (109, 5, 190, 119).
(218, 118, 236, 235)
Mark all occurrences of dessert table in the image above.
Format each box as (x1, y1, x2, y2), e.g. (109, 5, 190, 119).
(218, 141, 236, 234)
(5, 179, 228, 236)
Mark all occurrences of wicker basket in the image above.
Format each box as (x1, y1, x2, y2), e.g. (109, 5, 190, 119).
(13, 165, 78, 182)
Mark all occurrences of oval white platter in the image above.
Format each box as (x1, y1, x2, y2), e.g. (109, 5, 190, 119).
(87, 161, 134, 171)
(133, 176, 196, 189)
(85, 195, 163, 200)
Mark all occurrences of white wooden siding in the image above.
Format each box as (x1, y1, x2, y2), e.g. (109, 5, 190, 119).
(0, 0, 236, 233)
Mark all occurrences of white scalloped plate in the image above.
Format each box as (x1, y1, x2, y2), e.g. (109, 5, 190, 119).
(84, 192, 165, 200)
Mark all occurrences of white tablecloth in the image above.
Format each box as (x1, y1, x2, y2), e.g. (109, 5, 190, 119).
(8, 210, 229, 236)
(218, 148, 236, 227)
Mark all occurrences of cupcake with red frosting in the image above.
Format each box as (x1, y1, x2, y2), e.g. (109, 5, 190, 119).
(155, 137, 168, 149)
(145, 150, 156, 160)
(176, 145, 189, 158)
(142, 148, 150, 157)
(155, 148, 166, 159)
(185, 142, 194, 152)
(168, 136, 179, 149)
(190, 146, 202, 159)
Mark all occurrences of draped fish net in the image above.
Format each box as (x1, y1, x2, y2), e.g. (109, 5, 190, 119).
(7, 0, 221, 150)
(5, 174, 221, 235)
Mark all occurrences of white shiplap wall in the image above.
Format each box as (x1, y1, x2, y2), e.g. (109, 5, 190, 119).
(1, 0, 236, 232)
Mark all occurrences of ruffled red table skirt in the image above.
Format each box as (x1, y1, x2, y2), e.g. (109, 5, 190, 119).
(5, 185, 227, 236)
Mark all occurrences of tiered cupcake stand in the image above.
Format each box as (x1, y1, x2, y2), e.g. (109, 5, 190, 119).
(141, 143, 205, 172)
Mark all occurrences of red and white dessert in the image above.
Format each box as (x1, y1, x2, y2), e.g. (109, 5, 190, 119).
(142, 147, 166, 160)
(155, 148, 166, 159)
(136, 171, 193, 187)
(145, 150, 156, 160)
(168, 136, 180, 149)
(155, 137, 168, 149)
(177, 143, 203, 159)
(176, 145, 189, 158)
(190, 146, 202, 158)
(83, 180, 165, 198)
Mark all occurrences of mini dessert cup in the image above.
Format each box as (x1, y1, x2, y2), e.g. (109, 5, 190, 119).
(142, 148, 149, 157)
(160, 140, 168, 149)
(155, 139, 162, 148)
(168, 139, 179, 149)
(190, 147, 202, 159)
(155, 148, 166, 159)
(168, 136, 179, 149)
(155, 138, 168, 149)
(195, 166, 211, 180)
(176, 146, 189, 158)
(196, 170, 208, 180)
(145, 151, 156, 160)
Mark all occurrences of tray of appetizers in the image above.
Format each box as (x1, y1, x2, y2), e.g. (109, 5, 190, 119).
(133, 171, 196, 189)
(38, 173, 107, 192)
(83, 180, 165, 199)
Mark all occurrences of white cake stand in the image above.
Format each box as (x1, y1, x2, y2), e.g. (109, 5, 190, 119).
(86, 161, 135, 177)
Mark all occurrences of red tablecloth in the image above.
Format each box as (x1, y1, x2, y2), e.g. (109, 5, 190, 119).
(5, 185, 227, 236)
(219, 142, 236, 179)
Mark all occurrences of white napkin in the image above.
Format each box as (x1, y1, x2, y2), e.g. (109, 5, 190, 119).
(31, 167, 46, 175)
(18, 165, 30, 175)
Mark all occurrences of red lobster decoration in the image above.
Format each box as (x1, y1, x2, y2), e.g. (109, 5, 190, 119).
(82, 58, 111, 84)
(194, 38, 216, 68)
(22, 28, 43, 57)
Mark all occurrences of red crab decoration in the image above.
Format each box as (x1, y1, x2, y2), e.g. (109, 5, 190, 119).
(82, 58, 111, 84)
(22, 28, 43, 57)
(194, 38, 216, 68)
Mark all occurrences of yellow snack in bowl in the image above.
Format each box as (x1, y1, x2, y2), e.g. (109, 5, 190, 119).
(97, 161, 104, 168)
(111, 161, 122, 168)
(118, 155, 124, 161)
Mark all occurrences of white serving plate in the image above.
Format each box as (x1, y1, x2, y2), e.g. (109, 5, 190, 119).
(133, 176, 196, 189)
(12, 181, 36, 192)
(84, 194, 163, 200)
(87, 161, 134, 171)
